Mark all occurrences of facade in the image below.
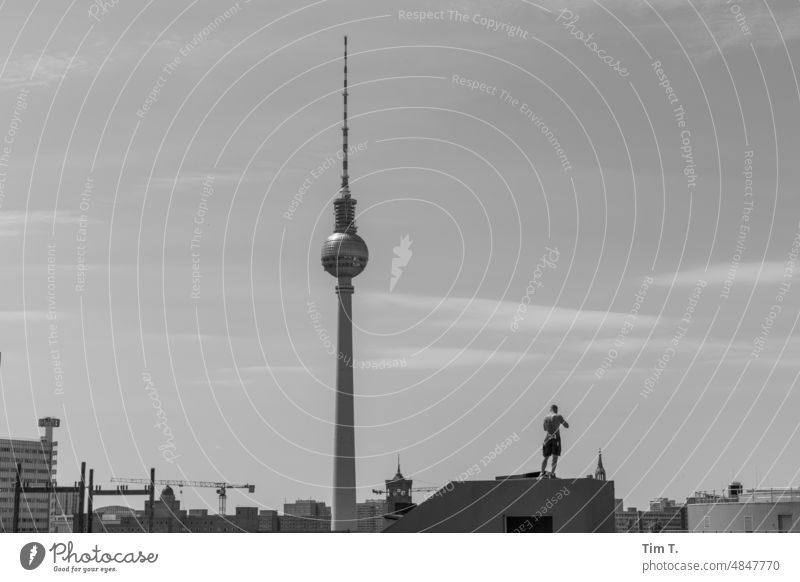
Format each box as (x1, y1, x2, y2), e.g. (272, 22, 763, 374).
(614, 498, 687, 532)
(259, 509, 280, 532)
(687, 487, 800, 532)
(384, 477, 615, 533)
(615, 504, 642, 533)
(0, 418, 59, 532)
(92, 488, 259, 533)
(356, 499, 387, 532)
(50, 489, 83, 533)
(385, 461, 414, 518)
(281, 499, 331, 532)
(641, 498, 687, 532)
(234, 506, 259, 532)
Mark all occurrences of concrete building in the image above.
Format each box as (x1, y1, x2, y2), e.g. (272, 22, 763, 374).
(92, 487, 259, 533)
(259, 509, 280, 532)
(615, 498, 687, 532)
(234, 506, 259, 532)
(384, 477, 615, 533)
(642, 498, 687, 532)
(356, 499, 387, 532)
(0, 417, 60, 532)
(50, 489, 83, 533)
(687, 486, 800, 532)
(96, 505, 136, 518)
(281, 499, 331, 533)
(615, 501, 642, 533)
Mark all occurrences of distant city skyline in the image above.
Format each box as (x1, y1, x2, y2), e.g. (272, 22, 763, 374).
(1, 0, 800, 517)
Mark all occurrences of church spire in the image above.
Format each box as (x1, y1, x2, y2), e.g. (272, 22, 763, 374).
(595, 449, 607, 481)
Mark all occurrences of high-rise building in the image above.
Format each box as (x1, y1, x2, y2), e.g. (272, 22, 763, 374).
(50, 488, 82, 533)
(614, 497, 687, 532)
(235, 506, 259, 532)
(356, 499, 387, 532)
(641, 498, 687, 532)
(320, 36, 369, 532)
(649, 497, 673, 512)
(0, 417, 60, 532)
(259, 509, 280, 532)
(281, 499, 331, 533)
(615, 502, 641, 533)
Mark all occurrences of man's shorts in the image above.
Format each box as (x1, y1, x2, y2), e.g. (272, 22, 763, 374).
(543, 434, 562, 457)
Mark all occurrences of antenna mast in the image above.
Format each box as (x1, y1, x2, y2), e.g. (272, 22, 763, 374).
(341, 35, 350, 197)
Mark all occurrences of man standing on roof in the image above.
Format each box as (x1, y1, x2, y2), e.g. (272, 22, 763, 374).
(541, 404, 569, 478)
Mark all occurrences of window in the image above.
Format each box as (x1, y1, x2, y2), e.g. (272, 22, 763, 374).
(506, 515, 554, 533)
(778, 514, 792, 532)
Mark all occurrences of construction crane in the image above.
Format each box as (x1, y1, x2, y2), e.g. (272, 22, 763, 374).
(111, 477, 255, 515)
(371, 486, 439, 497)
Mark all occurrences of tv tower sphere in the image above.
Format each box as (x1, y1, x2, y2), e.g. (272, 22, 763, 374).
(321, 231, 368, 278)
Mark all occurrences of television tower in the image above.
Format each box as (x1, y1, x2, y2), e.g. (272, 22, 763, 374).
(320, 36, 369, 532)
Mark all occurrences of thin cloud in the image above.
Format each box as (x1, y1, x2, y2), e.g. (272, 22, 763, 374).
(365, 291, 662, 334)
(0, 211, 87, 236)
(651, 262, 798, 288)
(0, 53, 91, 90)
(375, 345, 542, 370)
(0, 310, 50, 321)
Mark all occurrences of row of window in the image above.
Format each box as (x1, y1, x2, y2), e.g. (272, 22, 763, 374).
(0, 469, 53, 476)
(703, 514, 794, 532)
(0, 448, 56, 455)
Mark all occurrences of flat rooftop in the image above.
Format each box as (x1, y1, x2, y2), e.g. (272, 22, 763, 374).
(384, 476, 615, 533)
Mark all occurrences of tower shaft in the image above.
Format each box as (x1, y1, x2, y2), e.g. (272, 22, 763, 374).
(332, 278, 356, 531)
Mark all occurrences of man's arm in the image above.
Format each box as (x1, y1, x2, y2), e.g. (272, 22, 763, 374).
(561, 415, 569, 429)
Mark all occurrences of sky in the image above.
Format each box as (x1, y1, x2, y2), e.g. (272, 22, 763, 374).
(1, 0, 800, 516)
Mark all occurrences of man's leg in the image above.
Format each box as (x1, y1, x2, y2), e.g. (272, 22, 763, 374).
(541, 454, 549, 475)
(550, 455, 559, 477)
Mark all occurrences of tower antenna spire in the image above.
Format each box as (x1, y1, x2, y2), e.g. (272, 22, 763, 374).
(341, 35, 349, 197)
